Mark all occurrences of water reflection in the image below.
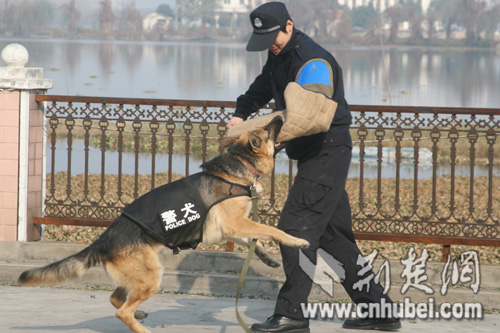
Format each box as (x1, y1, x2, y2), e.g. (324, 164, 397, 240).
(48, 140, 499, 179)
(334, 46, 500, 108)
(48, 139, 294, 176)
(1, 38, 499, 108)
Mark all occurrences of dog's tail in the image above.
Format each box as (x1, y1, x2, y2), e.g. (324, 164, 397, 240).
(18, 241, 106, 286)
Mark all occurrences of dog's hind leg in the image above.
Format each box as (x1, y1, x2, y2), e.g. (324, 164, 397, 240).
(115, 284, 159, 333)
(110, 287, 149, 320)
(110, 287, 128, 309)
(106, 246, 163, 333)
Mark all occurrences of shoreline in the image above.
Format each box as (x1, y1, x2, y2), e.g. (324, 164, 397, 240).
(1, 35, 498, 52)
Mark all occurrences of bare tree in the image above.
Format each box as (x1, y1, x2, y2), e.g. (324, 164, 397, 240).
(459, 0, 486, 46)
(6, 1, 26, 36)
(285, 0, 337, 41)
(98, 0, 116, 34)
(336, 10, 353, 44)
(120, 1, 142, 34)
(4, 0, 55, 36)
(476, 4, 500, 42)
(60, 0, 81, 33)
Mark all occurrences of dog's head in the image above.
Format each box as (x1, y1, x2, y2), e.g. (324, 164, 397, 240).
(220, 116, 283, 177)
(221, 116, 283, 155)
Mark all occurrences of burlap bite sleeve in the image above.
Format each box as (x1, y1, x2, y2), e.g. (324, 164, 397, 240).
(227, 82, 337, 142)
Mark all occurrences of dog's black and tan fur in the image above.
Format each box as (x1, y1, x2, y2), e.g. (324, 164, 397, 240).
(18, 117, 309, 333)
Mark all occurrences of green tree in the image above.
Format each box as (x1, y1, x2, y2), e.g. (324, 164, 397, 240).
(425, 7, 438, 39)
(384, 5, 403, 43)
(157, 4, 174, 18)
(351, 3, 376, 30)
(428, 0, 490, 46)
(405, 0, 424, 43)
(428, 0, 460, 39)
(175, 0, 199, 29)
(174, 0, 220, 30)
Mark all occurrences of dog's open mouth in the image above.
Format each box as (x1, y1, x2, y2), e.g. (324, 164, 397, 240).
(264, 116, 285, 156)
(265, 115, 283, 142)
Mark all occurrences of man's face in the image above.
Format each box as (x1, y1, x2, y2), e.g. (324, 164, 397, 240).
(269, 21, 293, 56)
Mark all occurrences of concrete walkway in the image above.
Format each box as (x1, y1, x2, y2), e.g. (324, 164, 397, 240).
(1, 241, 499, 332)
(1, 285, 499, 333)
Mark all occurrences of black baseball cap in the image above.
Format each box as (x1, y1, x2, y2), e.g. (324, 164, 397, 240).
(246, 2, 291, 52)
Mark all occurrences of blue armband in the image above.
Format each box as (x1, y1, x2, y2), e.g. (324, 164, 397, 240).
(296, 59, 334, 97)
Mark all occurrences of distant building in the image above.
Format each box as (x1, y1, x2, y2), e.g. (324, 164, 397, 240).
(217, 0, 265, 13)
(143, 12, 172, 33)
(337, 0, 431, 13)
(215, 0, 265, 29)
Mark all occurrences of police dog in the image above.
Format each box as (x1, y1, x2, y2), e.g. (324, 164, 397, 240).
(18, 116, 309, 333)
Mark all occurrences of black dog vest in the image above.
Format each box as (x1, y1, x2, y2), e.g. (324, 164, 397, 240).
(122, 172, 251, 251)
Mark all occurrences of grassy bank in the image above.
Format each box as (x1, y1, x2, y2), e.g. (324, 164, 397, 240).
(43, 172, 500, 265)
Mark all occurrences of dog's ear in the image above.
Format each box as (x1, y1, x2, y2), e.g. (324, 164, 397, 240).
(248, 133, 262, 153)
(220, 136, 238, 149)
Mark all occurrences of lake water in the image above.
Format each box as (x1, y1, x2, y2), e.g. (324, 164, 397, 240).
(2, 38, 500, 108)
(50, 139, 499, 179)
(2, 38, 499, 178)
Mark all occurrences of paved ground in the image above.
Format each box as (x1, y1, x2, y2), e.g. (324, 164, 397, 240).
(1, 285, 499, 333)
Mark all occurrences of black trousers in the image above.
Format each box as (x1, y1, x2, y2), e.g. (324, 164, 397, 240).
(274, 145, 392, 320)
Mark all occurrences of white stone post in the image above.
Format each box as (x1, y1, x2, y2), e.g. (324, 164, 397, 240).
(0, 43, 53, 241)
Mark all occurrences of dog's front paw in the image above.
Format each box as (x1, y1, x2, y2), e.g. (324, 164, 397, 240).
(265, 256, 281, 268)
(295, 238, 310, 249)
(255, 246, 281, 268)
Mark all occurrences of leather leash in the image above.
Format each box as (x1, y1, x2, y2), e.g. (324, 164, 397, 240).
(235, 184, 259, 333)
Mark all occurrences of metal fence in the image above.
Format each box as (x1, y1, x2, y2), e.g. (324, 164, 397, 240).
(34, 95, 500, 258)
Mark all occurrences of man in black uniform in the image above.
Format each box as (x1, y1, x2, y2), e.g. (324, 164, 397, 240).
(227, 2, 401, 332)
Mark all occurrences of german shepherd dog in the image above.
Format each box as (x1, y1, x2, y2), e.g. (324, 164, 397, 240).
(18, 116, 309, 333)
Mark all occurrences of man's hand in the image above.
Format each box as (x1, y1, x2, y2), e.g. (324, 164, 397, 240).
(226, 116, 244, 129)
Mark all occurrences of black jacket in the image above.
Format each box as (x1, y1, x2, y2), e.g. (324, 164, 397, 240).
(234, 29, 352, 161)
(122, 173, 250, 250)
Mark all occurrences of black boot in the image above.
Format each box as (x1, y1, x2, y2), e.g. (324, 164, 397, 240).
(342, 317, 401, 331)
(251, 315, 310, 332)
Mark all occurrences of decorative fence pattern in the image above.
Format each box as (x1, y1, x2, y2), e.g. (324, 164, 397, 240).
(35, 95, 500, 255)
(347, 105, 499, 250)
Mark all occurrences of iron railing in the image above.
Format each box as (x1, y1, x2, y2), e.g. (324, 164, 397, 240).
(34, 95, 500, 258)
